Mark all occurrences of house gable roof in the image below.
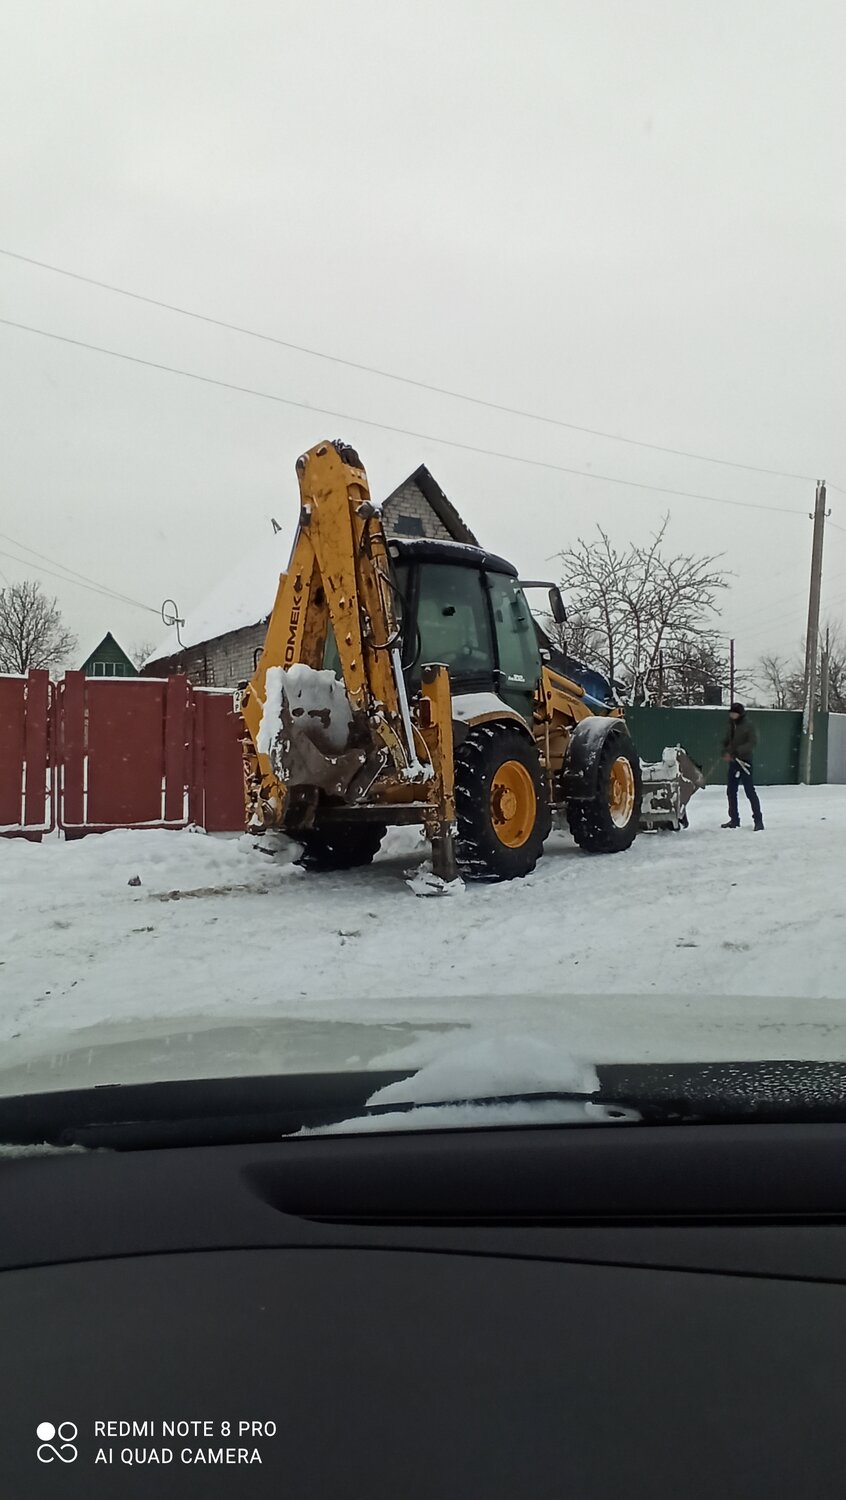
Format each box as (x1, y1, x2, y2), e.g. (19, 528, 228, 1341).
(80, 631, 137, 674)
(382, 465, 478, 545)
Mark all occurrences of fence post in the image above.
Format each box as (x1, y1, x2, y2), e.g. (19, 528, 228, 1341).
(23, 670, 51, 831)
(59, 672, 86, 830)
(164, 675, 190, 823)
(189, 688, 205, 828)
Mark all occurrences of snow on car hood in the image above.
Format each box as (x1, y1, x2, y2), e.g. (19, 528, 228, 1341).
(0, 1014, 461, 1097)
(300, 1034, 632, 1134)
(0, 1014, 602, 1114)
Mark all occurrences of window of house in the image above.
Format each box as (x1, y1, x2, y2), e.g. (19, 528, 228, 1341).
(91, 660, 128, 677)
(395, 514, 424, 537)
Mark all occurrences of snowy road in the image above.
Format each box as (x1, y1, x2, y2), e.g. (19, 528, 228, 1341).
(2, 786, 845, 1069)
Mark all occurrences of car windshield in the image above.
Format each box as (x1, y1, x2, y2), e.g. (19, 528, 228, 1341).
(2, 1, 846, 1142)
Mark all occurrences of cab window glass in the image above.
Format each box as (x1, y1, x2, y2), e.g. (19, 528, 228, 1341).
(487, 573, 539, 686)
(414, 564, 494, 678)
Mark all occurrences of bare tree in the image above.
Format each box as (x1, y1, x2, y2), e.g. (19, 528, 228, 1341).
(0, 580, 77, 674)
(537, 608, 606, 668)
(758, 653, 792, 709)
(555, 517, 729, 705)
(758, 623, 846, 712)
(130, 639, 156, 670)
(821, 625, 846, 712)
(663, 634, 732, 706)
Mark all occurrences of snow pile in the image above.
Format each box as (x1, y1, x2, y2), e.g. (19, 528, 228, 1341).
(366, 1034, 599, 1106)
(641, 746, 682, 783)
(406, 867, 465, 898)
(257, 665, 353, 758)
(304, 1098, 630, 1134)
(299, 1028, 623, 1131)
(1, 825, 299, 924)
(256, 667, 285, 756)
(642, 747, 693, 786)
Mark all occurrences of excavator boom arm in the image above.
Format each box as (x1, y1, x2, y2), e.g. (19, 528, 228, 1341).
(241, 440, 426, 829)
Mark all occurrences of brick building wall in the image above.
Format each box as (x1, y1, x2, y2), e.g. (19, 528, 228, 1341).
(382, 479, 454, 541)
(146, 621, 267, 689)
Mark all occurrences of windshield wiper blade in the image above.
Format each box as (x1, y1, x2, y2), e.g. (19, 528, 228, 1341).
(362, 1089, 636, 1119)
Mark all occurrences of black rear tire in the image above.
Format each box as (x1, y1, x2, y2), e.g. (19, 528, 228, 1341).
(297, 822, 386, 870)
(455, 723, 549, 881)
(566, 731, 641, 854)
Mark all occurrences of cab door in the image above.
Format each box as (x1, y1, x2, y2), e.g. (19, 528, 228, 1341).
(485, 571, 542, 723)
(408, 562, 496, 695)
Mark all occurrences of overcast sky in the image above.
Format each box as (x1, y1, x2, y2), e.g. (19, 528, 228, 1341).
(2, 0, 845, 674)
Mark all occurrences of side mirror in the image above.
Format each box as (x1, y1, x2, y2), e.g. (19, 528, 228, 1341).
(548, 587, 567, 626)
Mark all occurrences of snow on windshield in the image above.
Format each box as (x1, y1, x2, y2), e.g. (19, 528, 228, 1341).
(366, 1034, 599, 1106)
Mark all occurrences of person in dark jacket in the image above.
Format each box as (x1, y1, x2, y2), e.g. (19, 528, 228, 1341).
(721, 702, 764, 830)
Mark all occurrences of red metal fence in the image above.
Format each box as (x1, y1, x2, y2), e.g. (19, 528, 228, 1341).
(191, 687, 247, 833)
(0, 670, 52, 839)
(0, 672, 245, 840)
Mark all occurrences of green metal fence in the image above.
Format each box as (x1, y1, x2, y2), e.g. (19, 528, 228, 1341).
(624, 706, 828, 786)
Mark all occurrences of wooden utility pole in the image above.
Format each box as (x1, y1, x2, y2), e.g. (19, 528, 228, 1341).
(801, 480, 827, 784)
(821, 626, 831, 716)
(729, 638, 736, 704)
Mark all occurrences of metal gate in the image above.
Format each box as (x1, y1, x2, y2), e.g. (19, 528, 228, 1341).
(190, 689, 248, 833)
(1, 671, 245, 838)
(0, 670, 52, 839)
(57, 673, 194, 836)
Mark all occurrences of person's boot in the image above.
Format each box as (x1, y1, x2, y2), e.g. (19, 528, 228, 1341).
(753, 818, 764, 832)
(721, 820, 739, 829)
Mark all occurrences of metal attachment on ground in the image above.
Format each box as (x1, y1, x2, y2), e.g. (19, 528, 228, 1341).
(640, 746, 705, 831)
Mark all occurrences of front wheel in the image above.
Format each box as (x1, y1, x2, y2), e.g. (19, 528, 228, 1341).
(566, 732, 641, 854)
(296, 821, 386, 870)
(455, 723, 549, 881)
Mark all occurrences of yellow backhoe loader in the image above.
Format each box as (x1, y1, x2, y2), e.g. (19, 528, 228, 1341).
(241, 439, 657, 882)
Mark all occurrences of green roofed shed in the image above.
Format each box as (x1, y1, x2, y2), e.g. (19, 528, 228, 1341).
(80, 632, 138, 678)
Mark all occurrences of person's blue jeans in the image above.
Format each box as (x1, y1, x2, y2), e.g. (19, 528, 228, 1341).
(727, 759, 762, 825)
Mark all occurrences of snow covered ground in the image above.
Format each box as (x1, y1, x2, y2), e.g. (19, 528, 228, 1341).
(2, 786, 845, 1076)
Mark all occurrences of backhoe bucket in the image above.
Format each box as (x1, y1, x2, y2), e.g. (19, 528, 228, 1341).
(256, 664, 381, 811)
(640, 746, 705, 831)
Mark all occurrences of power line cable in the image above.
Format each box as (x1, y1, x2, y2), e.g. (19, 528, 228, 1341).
(0, 544, 159, 613)
(0, 317, 811, 519)
(0, 245, 819, 485)
(732, 576, 846, 654)
(0, 529, 158, 612)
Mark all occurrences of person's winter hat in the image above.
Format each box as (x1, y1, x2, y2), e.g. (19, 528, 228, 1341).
(729, 702, 745, 715)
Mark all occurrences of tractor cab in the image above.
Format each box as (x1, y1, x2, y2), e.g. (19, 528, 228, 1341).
(324, 536, 547, 724)
(386, 537, 543, 723)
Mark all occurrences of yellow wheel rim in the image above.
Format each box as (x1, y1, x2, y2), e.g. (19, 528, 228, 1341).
(608, 755, 636, 828)
(490, 759, 537, 848)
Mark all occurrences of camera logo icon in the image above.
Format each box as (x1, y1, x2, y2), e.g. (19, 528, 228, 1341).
(36, 1421, 78, 1464)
